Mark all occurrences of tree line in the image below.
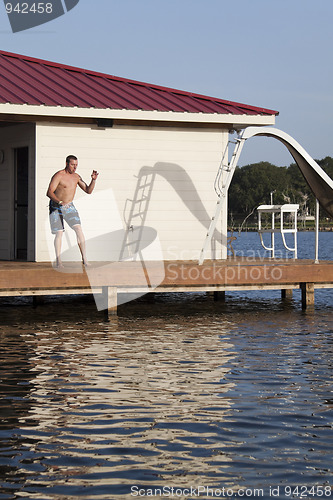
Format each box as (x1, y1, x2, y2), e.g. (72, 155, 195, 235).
(228, 156, 333, 223)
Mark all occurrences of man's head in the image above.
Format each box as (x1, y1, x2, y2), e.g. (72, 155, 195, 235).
(65, 155, 78, 174)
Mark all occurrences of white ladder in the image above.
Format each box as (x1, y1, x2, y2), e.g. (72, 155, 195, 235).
(198, 134, 247, 264)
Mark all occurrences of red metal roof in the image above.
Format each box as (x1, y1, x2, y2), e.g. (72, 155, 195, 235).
(0, 50, 278, 116)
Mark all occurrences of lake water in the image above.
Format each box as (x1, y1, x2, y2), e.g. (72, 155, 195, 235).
(0, 232, 332, 499)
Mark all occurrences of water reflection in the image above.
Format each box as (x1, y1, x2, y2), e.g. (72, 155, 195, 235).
(0, 294, 332, 499)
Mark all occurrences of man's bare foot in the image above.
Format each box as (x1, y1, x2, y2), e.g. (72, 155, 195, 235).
(83, 261, 91, 267)
(55, 261, 64, 269)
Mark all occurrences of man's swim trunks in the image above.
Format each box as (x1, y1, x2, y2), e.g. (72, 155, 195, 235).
(49, 201, 81, 234)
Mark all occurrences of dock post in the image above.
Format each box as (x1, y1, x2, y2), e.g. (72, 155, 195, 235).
(102, 286, 118, 320)
(300, 282, 315, 310)
(281, 289, 293, 299)
(32, 296, 45, 308)
(214, 291, 226, 302)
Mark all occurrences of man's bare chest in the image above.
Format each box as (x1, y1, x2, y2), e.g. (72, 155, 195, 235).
(58, 175, 79, 191)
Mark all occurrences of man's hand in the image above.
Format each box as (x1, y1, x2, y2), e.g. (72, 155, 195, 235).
(91, 170, 99, 181)
(79, 171, 98, 194)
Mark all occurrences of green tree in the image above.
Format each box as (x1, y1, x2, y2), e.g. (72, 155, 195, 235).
(229, 162, 289, 214)
(316, 156, 333, 178)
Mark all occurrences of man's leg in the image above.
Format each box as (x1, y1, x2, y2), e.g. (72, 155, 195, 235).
(54, 231, 64, 267)
(49, 201, 64, 267)
(72, 224, 89, 266)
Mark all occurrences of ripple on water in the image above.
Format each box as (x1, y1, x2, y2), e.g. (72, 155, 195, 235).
(0, 294, 332, 499)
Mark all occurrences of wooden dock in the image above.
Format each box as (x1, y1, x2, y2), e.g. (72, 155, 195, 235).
(1, 258, 332, 317)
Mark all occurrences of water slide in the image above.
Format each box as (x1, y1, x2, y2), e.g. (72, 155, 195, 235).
(241, 127, 333, 218)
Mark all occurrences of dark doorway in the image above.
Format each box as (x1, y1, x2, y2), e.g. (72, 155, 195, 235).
(14, 147, 29, 260)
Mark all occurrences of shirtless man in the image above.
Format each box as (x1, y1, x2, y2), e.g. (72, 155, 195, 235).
(47, 155, 99, 267)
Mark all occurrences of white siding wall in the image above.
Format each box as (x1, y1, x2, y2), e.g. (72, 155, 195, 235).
(0, 123, 35, 260)
(36, 122, 228, 262)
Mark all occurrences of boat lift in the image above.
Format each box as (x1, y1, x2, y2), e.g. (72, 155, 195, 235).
(257, 203, 299, 259)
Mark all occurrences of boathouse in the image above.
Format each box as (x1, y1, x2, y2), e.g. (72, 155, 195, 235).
(1, 51, 333, 314)
(0, 50, 278, 264)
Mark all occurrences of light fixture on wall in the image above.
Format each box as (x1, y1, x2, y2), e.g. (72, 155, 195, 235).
(96, 119, 114, 128)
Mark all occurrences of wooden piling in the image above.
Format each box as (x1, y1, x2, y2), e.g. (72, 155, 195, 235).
(281, 289, 293, 299)
(102, 286, 117, 319)
(214, 291, 226, 302)
(300, 282, 315, 309)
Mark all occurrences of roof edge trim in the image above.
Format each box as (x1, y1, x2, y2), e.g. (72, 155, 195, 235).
(0, 102, 277, 125)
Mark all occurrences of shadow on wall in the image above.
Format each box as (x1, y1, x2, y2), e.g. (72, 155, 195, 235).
(50, 162, 223, 309)
(48, 161, 221, 265)
(121, 162, 222, 260)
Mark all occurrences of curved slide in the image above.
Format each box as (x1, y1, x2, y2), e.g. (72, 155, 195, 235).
(242, 127, 333, 218)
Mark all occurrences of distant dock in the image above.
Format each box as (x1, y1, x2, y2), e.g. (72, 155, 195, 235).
(1, 259, 332, 317)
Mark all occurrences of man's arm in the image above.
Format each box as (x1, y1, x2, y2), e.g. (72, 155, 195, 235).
(78, 170, 99, 194)
(46, 172, 62, 204)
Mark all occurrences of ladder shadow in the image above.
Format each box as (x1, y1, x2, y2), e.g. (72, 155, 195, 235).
(120, 162, 223, 260)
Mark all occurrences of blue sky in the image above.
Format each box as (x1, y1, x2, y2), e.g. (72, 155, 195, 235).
(0, 0, 332, 166)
